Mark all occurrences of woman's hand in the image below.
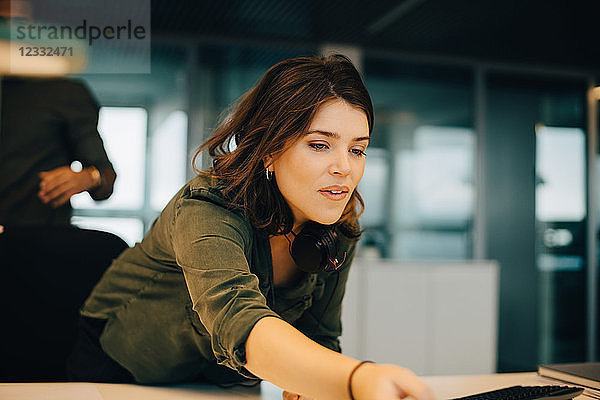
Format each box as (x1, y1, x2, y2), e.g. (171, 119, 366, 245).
(281, 363, 433, 400)
(350, 363, 434, 400)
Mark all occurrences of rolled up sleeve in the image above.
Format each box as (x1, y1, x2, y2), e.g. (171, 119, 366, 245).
(172, 195, 280, 377)
(294, 241, 357, 353)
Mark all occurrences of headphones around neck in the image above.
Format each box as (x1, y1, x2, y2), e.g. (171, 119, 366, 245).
(286, 221, 346, 274)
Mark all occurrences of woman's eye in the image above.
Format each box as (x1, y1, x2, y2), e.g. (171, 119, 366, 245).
(309, 143, 329, 151)
(351, 149, 367, 157)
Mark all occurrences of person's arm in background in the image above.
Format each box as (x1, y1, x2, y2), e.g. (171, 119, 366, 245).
(37, 79, 116, 207)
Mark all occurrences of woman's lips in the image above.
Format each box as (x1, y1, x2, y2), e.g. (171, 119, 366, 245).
(319, 190, 348, 201)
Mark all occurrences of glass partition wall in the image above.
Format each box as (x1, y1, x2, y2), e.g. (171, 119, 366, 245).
(361, 58, 475, 260)
(485, 74, 589, 371)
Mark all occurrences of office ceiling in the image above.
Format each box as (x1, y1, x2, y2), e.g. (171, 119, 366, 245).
(151, 0, 599, 75)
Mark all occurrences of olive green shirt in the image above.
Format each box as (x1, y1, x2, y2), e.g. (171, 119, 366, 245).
(81, 173, 357, 385)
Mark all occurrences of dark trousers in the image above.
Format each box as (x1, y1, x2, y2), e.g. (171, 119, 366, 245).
(66, 316, 135, 383)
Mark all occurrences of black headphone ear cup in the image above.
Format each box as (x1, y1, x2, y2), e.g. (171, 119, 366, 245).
(290, 229, 326, 273)
(321, 227, 341, 271)
(290, 222, 340, 273)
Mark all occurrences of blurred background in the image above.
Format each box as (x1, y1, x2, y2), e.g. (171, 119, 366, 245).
(2, 0, 600, 377)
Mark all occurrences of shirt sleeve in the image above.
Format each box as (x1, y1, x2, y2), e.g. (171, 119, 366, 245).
(294, 240, 358, 353)
(171, 192, 281, 378)
(59, 80, 114, 171)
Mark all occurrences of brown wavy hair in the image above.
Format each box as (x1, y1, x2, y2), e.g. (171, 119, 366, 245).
(193, 54, 374, 240)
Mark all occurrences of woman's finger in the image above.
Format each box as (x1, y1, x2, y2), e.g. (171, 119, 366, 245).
(282, 390, 300, 400)
(391, 367, 435, 400)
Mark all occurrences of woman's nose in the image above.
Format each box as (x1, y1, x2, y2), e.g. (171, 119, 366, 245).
(329, 150, 352, 176)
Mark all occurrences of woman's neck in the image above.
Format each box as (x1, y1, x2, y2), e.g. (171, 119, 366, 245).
(269, 231, 305, 287)
(268, 221, 305, 240)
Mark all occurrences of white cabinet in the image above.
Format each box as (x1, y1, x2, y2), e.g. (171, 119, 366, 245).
(340, 258, 498, 375)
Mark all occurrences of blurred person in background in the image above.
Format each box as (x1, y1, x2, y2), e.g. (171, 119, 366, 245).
(0, 0, 116, 228)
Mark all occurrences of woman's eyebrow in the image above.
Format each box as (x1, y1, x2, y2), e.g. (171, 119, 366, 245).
(307, 130, 370, 143)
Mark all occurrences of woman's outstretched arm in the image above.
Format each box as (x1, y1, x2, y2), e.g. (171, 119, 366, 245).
(245, 316, 434, 400)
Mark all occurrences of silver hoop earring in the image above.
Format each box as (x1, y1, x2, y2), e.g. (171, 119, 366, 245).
(265, 168, 273, 181)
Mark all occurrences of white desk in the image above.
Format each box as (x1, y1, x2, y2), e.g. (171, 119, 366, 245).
(421, 372, 590, 399)
(0, 373, 592, 399)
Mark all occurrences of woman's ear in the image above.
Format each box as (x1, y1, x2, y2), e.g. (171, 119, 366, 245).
(263, 155, 273, 171)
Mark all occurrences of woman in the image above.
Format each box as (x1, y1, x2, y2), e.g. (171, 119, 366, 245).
(68, 54, 434, 400)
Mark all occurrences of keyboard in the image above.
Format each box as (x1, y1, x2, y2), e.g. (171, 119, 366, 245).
(449, 385, 584, 400)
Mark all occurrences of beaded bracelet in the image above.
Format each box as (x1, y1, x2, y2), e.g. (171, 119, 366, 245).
(348, 360, 374, 400)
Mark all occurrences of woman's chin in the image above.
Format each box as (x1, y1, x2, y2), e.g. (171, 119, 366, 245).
(309, 214, 343, 225)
